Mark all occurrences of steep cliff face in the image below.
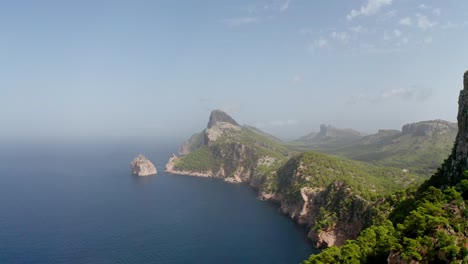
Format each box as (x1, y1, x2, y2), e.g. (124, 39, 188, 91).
(207, 109, 240, 128)
(304, 71, 468, 264)
(450, 71, 468, 183)
(166, 110, 289, 190)
(280, 182, 373, 248)
(274, 151, 417, 248)
(427, 71, 468, 187)
(131, 154, 157, 176)
(168, 110, 421, 248)
(402, 120, 457, 137)
(317, 124, 365, 139)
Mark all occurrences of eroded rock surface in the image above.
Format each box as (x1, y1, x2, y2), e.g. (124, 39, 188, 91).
(131, 154, 157, 176)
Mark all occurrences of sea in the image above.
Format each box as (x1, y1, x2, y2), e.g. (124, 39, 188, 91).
(0, 139, 317, 264)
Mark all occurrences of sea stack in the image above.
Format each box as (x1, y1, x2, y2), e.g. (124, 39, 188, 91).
(131, 154, 157, 176)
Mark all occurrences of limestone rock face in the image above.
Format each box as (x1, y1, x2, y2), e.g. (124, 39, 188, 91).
(131, 154, 157, 176)
(455, 72, 468, 168)
(207, 109, 240, 128)
(280, 180, 372, 248)
(438, 71, 468, 185)
(401, 120, 457, 137)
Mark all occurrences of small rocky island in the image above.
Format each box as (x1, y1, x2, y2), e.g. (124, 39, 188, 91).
(131, 154, 157, 176)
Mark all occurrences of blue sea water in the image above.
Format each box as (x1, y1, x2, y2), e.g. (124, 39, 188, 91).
(0, 140, 317, 264)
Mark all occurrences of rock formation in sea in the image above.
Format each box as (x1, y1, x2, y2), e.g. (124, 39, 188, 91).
(131, 154, 157, 176)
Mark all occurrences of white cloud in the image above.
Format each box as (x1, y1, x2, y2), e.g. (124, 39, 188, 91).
(441, 21, 468, 29)
(223, 17, 259, 26)
(395, 37, 409, 47)
(350, 25, 365, 33)
(416, 14, 437, 30)
(348, 86, 432, 104)
(418, 4, 430, 9)
(393, 29, 402, 37)
(347, 0, 393, 20)
(399, 17, 413, 26)
(424, 37, 433, 44)
(330, 31, 349, 43)
(291, 74, 303, 84)
(418, 4, 441, 16)
(309, 37, 328, 50)
(279, 0, 291, 12)
(399, 14, 437, 30)
(384, 29, 402, 40)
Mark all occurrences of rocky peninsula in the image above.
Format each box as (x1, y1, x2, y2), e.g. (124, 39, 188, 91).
(166, 109, 420, 248)
(131, 154, 157, 176)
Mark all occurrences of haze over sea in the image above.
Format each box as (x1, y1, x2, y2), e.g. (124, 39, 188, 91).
(0, 140, 316, 264)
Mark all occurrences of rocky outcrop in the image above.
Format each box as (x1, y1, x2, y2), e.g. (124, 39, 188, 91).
(401, 120, 457, 137)
(316, 124, 365, 139)
(427, 71, 468, 187)
(207, 109, 239, 128)
(279, 180, 372, 248)
(452, 71, 468, 178)
(165, 154, 213, 177)
(131, 154, 157, 176)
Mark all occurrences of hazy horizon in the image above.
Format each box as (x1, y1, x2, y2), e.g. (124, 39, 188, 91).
(2, 0, 466, 141)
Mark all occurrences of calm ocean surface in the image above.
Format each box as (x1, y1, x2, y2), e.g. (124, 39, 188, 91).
(0, 140, 317, 264)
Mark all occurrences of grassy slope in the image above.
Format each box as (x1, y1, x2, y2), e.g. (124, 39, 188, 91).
(286, 130, 456, 176)
(174, 126, 423, 200)
(173, 126, 291, 173)
(277, 152, 424, 201)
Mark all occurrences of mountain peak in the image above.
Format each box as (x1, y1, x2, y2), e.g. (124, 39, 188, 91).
(401, 120, 457, 137)
(207, 109, 240, 128)
(428, 70, 468, 187)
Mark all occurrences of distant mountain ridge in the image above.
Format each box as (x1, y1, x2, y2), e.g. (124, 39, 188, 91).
(290, 120, 457, 176)
(297, 124, 366, 142)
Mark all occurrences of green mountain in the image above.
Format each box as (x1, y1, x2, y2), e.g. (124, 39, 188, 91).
(290, 120, 457, 176)
(166, 109, 423, 248)
(304, 71, 468, 264)
(293, 124, 366, 150)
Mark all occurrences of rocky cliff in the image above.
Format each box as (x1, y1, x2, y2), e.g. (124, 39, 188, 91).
(304, 71, 468, 264)
(402, 120, 457, 137)
(167, 110, 420, 248)
(131, 154, 157, 176)
(427, 70, 468, 187)
(316, 124, 365, 139)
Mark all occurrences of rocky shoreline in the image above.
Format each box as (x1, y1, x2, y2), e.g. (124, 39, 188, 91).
(165, 154, 213, 177)
(165, 154, 244, 184)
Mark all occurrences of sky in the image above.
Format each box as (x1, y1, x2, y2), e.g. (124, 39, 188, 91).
(1, 0, 468, 141)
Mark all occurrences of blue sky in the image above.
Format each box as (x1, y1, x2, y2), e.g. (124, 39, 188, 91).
(1, 0, 467, 141)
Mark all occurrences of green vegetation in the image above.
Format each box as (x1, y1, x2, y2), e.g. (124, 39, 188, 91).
(276, 152, 423, 201)
(173, 146, 219, 172)
(175, 112, 438, 257)
(288, 123, 456, 177)
(304, 183, 468, 263)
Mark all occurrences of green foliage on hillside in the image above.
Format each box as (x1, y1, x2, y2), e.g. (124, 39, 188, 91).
(173, 146, 219, 172)
(276, 152, 424, 202)
(288, 125, 456, 176)
(174, 126, 291, 178)
(304, 220, 397, 264)
(304, 183, 468, 263)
